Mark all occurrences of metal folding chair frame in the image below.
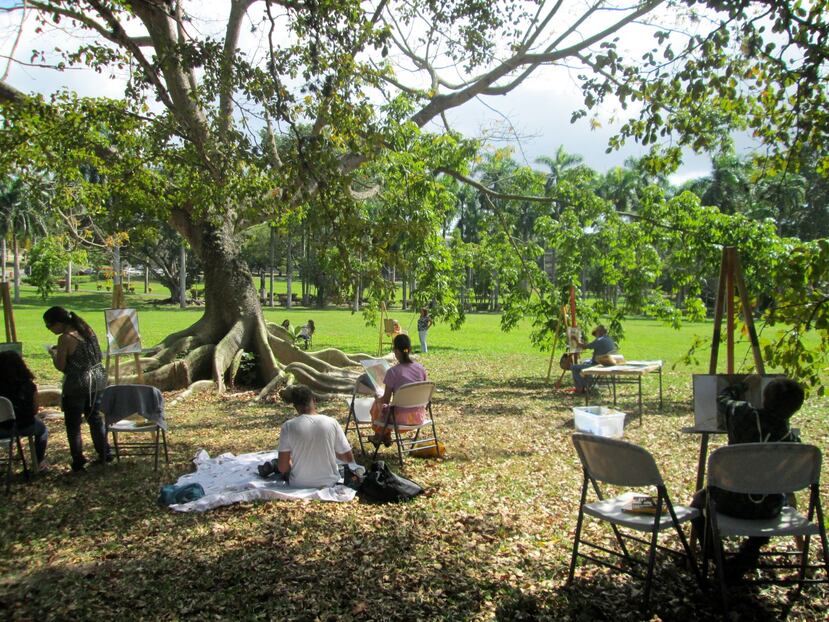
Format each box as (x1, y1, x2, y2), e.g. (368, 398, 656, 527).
(109, 418, 170, 471)
(702, 443, 829, 609)
(370, 381, 440, 468)
(568, 433, 702, 611)
(0, 396, 36, 493)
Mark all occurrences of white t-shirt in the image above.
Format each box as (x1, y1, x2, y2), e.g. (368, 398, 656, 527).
(277, 414, 351, 488)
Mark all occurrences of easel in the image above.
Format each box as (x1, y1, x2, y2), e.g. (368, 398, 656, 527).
(1, 281, 18, 344)
(547, 286, 580, 388)
(692, 246, 765, 492)
(377, 302, 391, 356)
(105, 285, 144, 384)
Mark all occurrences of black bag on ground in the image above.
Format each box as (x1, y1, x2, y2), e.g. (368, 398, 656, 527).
(358, 460, 424, 503)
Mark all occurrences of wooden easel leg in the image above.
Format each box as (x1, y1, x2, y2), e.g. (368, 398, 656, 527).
(134, 354, 144, 384)
(733, 253, 766, 374)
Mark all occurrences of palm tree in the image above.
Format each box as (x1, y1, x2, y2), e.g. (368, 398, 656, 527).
(0, 175, 49, 302)
(535, 145, 584, 198)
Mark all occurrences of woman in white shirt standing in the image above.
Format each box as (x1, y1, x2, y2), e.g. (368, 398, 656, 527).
(276, 385, 354, 488)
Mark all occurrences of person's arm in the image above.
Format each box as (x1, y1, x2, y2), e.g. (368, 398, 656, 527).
(379, 384, 393, 406)
(717, 383, 751, 441)
(717, 383, 746, 415)
(277, 451, 291, 475)
(334, 422, 353, 462)
(336, 449, 355, 463)
(50, 333, 74, 372)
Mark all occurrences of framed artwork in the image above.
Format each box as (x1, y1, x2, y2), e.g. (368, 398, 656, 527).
(105, 308, 142, 355)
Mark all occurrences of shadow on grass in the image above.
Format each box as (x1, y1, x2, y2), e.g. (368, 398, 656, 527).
(0, 504, 499, 621)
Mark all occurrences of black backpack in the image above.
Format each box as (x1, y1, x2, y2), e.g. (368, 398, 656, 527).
(358, 460, 424, 503)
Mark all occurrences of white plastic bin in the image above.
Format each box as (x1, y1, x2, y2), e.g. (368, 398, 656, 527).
(573, 406, 626, 438)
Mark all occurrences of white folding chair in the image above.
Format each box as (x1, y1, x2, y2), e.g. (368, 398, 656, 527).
(703, 442, 829, 609)
(101, 385, 169, 470)
(371, 381, 440, 468)
(344, 387, 376, 456)
(568, 433, 702, 611)
(0, 396, 32, 493)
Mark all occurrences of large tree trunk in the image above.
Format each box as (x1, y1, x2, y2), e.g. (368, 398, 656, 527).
(126, 216, 368, 396)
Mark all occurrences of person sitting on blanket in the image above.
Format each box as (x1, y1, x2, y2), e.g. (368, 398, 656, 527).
(275, 385, 355, 488)
(569, 324, 618, 395)
(370, 333, 428, 447)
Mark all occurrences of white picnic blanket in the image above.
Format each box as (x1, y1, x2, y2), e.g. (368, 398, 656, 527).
(168, 449, 358, 512)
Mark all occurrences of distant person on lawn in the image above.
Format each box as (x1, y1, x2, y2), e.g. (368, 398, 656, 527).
(569, 325, 618, 394)
(417, 307, 433, 353)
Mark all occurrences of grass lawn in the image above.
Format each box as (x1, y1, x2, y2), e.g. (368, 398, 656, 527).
(2, 291, 828, 620)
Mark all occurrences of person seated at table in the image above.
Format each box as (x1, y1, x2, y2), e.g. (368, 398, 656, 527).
(0, 351, 49, 470)
(569, 325, 618, 394)
(297, 319, 315, 349)
(370, 334, 427, 446)
(272, 385, 354, 488)
(691, 378, 804, 582)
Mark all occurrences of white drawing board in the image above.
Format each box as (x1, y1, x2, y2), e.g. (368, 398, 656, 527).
(360, 358, 392, 396)
(692, 374, 784, 432)
(105, 308, 142, 355)
(566, 326, 582, 352)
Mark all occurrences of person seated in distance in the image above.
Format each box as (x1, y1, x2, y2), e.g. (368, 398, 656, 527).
(297, 319, 315, 349)
(569, 325, 618, 394)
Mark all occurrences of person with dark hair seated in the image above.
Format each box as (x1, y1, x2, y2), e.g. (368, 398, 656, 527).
(370, 333, 428, 447)
(0, 351, 49, 470)
(271, 385, 354, 488)
(692, 377, 805, 582)
(297, 319, 315, 350)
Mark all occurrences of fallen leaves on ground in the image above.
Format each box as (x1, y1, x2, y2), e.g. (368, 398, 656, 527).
(1, 354, 827, 621)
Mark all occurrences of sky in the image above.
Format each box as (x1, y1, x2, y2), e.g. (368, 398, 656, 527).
(0, 1, 750, 185)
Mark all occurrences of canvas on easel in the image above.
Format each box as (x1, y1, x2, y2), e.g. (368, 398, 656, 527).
(547, 286, 580, 385)
(105, 308, 142, 354)
(566, 326, 582, 353)
(104, 307, 144, 384)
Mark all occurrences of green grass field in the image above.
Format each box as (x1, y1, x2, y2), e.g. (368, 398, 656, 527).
(2, 288, 828, 620)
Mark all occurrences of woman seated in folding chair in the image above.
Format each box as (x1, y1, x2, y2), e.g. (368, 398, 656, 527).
(0, 351, 49, 470)
(369, 334, 427, 447)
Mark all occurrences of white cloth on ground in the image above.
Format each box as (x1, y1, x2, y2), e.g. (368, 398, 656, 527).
(277, 414, 351, 488)
(168, 449, 359, 512)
